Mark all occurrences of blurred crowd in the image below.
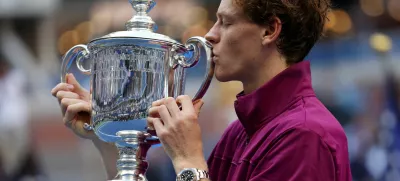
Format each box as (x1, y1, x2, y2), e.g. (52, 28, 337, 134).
(0, 0, 400, 181)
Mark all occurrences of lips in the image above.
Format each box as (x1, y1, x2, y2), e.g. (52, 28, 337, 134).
(212, 56, 218, 63)
(212, 52, 218, 63)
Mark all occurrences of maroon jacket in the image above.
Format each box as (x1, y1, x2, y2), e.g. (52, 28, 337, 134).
(207, 61, 352, 181)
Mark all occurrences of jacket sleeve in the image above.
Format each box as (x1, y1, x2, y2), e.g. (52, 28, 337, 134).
(250, 128, 336, 181)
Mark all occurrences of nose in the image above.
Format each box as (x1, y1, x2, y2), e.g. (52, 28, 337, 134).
(205, 23, 220, 45)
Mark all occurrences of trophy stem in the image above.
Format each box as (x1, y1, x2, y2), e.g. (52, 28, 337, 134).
(111, 130, 152, 181)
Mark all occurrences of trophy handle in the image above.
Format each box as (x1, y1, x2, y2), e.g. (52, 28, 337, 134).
(179, 36, 215, 102)
(61, 45, 91, 82)
(60, 44, 93, 131)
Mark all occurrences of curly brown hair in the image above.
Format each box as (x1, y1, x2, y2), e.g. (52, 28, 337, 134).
(234, 0, 331, 64)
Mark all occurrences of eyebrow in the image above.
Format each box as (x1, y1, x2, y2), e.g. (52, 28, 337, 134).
(216, 11, 238, 18)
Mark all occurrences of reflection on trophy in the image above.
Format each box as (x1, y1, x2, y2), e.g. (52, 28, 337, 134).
(60, 0, 214, 180)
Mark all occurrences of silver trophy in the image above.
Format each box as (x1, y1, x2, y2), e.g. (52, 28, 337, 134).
(60, 0, 214, 180)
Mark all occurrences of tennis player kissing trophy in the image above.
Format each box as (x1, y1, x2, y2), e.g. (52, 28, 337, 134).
(60, 0, 214, 180)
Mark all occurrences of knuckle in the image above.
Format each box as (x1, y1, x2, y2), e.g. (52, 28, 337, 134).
(151, 100, 160, 106)
(181, 95, 191, 99)
(165, 97, 175, 103)
(84, 102, 91, 109)
(159, 105, 167, 110)
(148, 107, 155, 112)
(175, 119, 185, 128)
(60, 98, 69, 106)
(158, 130, 169, 138)
(84, 103, 91, 112)
(66, 105, 74, 114)
(174, 114, 185, 124)
(187, 113, 198, 121)
(175, 113, 185, 122)
(56, 91, 64, 98)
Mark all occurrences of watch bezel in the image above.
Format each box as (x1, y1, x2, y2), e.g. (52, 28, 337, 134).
(177, 168, 200, 181)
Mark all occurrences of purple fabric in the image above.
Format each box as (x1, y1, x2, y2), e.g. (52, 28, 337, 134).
(207, 61, 352, 181)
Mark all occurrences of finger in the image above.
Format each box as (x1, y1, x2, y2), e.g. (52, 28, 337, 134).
(147, 117, 164, 130)
(51, 83, 74, 97)
(176, 95, 195, 113)
(150, 117, 165, 136)
(151, 98, 165, 107)
(66, 73, 89, 97)
(56, 91, 80, 102)
(193, 99, 204, 115)
(158, 105, 171, 126)
(164, 97, 180, 118)
(60, 98, 87, 115)
(71, 112, 92, 135)
(148, 107, 160, 118)
(64, 102, 91, 126)
(146, 117, 155, 130)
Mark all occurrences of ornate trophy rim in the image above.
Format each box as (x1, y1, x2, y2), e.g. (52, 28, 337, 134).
(90, 31, 184, 48)
(89, 0, 183, 48)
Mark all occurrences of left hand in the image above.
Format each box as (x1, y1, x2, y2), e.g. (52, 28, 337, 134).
(147, 95, 208, 173)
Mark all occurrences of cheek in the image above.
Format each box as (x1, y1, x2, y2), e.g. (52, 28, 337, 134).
(223, 28, 261, 59)
(220, 35, 244, 62)
(216, 26, 262, 77)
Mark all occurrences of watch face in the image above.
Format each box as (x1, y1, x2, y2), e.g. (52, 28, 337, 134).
(179, 170, 196, 181)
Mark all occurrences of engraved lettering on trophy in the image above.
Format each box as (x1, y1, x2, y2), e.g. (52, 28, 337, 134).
(92, 46, 167, 122)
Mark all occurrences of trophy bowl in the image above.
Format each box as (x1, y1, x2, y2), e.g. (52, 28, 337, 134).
(59, 0, 214, 180)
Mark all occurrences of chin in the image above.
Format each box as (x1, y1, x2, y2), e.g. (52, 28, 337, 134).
(214, 71, 235, 82)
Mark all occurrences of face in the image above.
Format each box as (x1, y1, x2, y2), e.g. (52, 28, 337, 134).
(205, 0, 267, 82)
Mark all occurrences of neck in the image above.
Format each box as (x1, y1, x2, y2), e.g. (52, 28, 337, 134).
(242, 55, 288, 94)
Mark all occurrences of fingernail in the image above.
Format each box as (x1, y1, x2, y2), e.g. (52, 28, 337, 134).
(67, 84, 74, 90)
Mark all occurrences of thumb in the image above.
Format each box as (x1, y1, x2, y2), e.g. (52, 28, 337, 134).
(193, 99, 204, 115)
(66, 73, 88, 96)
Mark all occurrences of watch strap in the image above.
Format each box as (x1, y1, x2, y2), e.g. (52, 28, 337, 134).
(197, 169, 209, 179)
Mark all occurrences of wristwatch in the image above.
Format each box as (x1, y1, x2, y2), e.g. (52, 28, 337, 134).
(176, 168, 210, 181)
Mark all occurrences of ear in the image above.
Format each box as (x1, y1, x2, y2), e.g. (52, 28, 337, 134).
(261, 17, 282, 46)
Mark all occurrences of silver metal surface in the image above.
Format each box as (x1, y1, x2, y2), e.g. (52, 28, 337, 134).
(59, 0, 214, 180)
(61, 45, 90, 83)
(181, 37, 214, 102)
(126, 0, 156, 31)
(92, 0, 180, 46)
(112, 131, 150, 181)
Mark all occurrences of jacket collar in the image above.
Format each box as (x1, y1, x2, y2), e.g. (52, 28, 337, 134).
(234, 61, 315, 137)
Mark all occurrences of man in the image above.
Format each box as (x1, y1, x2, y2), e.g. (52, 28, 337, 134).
(52, 0, 352, 180)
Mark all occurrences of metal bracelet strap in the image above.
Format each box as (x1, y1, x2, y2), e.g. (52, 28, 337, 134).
(197, 169, 210, 179)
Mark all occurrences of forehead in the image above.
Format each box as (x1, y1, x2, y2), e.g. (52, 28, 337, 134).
(217, 0, 242, 17)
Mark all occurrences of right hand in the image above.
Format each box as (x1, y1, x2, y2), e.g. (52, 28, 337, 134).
(51, 73, 96, 139)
